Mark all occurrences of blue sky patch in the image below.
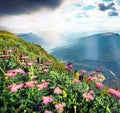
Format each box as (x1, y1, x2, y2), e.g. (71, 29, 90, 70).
(83, 5, 95, 11)
(103, 0, 113, 2)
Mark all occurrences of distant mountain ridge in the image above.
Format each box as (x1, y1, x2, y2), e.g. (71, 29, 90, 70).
(17, 33, 46, 46)
(51, 32, 120, 87)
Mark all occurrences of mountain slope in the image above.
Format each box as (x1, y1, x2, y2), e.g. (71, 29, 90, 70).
(0, 30, 64, 69)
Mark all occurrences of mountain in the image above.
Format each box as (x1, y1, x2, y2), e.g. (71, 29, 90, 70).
(17, 33, 46, 46)
(51, 32, 120, 87)
(0, 30, 64, 69)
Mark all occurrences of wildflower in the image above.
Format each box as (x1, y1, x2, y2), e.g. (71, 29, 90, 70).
(96, 68, 101, 72)
(64, 62, 73, 70)
(32, 75, 38, 79)
(67, 65, 73, 70)
(79, 75, 83, 81)
(96, 74, 105, 82)
(42, 96, 53, 105)
(7, 83, 24, 92)
(19, 55, 28, 60)
(74, 70, 80, 79)
(44, 110, 53, 113)
(14, 69, 26, 75)
(55, 103, 66, 113)
(17, 83, 24, 89)
(5, 72, 17, 77)
(43, 69, 49, 73)
(54, 87, 62, 94)
(89, 77, 96, 81)
(89, 72, 96, 76)
(96, 82, 104, 89)
(89, 90, 94, 95)
(80, 70, 87, 75)
(24, 81, 38, 88)
(37, 105, 41, 111)
(83, 93, 94, 101)
(73, 79, 81, 84)
(37, 82, 49, 91)
(1, 54, 10, 58)
(6, 49, 14, 53)
(108, 88, 120, 99)
(62, 90, 67, 98)
(27, 62, 33, 66)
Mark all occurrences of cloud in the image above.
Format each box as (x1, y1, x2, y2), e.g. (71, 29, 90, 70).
(98, 2, 116, 11)
(0, 0, 63, 16)
(108, 11, 119, 16)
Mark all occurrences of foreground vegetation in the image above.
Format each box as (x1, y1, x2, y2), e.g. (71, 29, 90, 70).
(0, 31, 120, 113)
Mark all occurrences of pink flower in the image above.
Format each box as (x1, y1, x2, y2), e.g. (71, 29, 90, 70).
(37, 82, 49, 91)
(83, 93, 94, 101)
(27, 62, 33, 66)
(89, 77, 96, 81)
(97, 74, 104, 79)
(24, 81, 38, 88)
(80, 70, 87, 74)
(1, 54, 10, 58)
(42, 96, 53, 105)
(64, 65, 73, 70)
(89, 72, 96, 76)
(17, 83, 24, 89)
(43, 69, 49, 73)
(7, 83, 24, 92)
(54, 87, 62, 94)
(89, 90, 94, 95)
(108, 88, 120, 99)
(96, 68, 101, 72)
(6, 49, 14, 53)
(73, 79, 81, 84)
(96, 82, 104, 89)
(44, 110, 53, 113)
(5, 72, 17, 77)
(55, 103, 66, 113)
(20, 56, 28, 60)
(47, 60, 52, 63)
(67, 65, 73, 70)
(32, 75, 38, 79)
(11, 86, 18, 92)
(14, 69, 25, 75)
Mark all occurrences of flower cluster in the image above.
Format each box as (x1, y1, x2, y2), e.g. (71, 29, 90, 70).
(54, 87, 62, 94)
(7, 83, 24, 92)
(108, 88, 120, 99)
(5, 69, 25, 77)
(42, 96, 53, 105)
(95, 82, 104, 89)
(83, 90, 94, 101)
(24, 81, 38, 88)
(37, 81, 49, 91)
(55, 103, 66, 113)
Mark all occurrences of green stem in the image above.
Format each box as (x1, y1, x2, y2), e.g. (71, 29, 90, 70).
(0, 66, 5, 74)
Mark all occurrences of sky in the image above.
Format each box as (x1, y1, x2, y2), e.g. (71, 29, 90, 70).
(0, 0, 120, 50)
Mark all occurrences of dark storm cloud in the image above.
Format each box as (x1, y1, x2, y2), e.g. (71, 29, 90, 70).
(108, 11, 119, 16)
(98, 2, 116, 11)
(0, 0, 63, 16)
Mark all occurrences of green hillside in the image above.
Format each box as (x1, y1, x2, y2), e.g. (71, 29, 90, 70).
(0, 31, 120, 113)
(0, 30, 64, 69)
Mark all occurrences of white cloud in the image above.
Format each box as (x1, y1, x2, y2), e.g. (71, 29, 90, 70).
(0, 0, 120, 51)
